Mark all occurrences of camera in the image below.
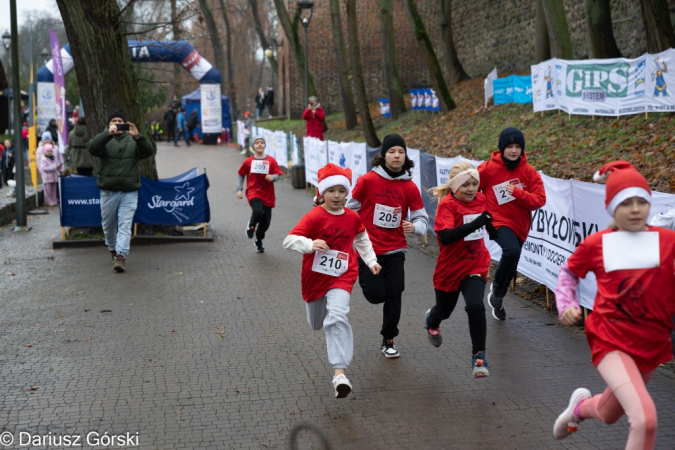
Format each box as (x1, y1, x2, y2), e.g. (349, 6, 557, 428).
(116, 123, 130, 132)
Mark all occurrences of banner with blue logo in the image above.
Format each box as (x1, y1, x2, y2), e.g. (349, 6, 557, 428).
(513, 75, 533, 104)
(378, 98, 391, 117)
(58, 176, 103, 227)
(493, 75, 533, 105)
(135, 173, 211, 225)
(493, 77, 514, 105)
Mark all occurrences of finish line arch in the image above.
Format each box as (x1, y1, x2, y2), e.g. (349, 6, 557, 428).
(36, 40, 226, 142)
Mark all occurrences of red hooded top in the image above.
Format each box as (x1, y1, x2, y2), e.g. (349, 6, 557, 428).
(478, 151, 546, 242)
(302, 106, 325, 140)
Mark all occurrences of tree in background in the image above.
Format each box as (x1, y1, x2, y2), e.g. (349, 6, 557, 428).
(328, 0, 357, 130)
(585, 0, 622, 58)
(379, 0, 406, 119)
(402, 0, 456, 112)
(55, 0, 157, 179)
(640, 0, 675, 53)
(248, 0, 278, 76)
(198, 0, 232, 120)
(272, 0, 316, 100)
(534, 0, 551, 63)
(541, 0, 573, 59)
(440, 0, 468, 85)
(346, 0, 380, 147)
(217, 0, 239, 119)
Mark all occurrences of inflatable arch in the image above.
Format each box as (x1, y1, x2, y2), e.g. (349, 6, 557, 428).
(37, 40, 227, 142)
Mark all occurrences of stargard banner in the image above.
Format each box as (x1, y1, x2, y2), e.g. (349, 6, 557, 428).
(532, 49, 675, 116)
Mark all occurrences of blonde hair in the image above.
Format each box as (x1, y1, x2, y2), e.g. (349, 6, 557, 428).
(429, 161, 475, 201)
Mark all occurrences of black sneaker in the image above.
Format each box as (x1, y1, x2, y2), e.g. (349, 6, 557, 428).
(245, 222, 255, 239)
(380, 339, 400, 358)
(255, 240, 265, 253)
(487, 282, 506, 320)
(425, 309, 442, 347)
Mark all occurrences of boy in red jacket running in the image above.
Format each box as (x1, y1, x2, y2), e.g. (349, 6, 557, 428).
(284, 164, 381, 398)
(478, 127, 546, 320)
(236, 135, 283, 253)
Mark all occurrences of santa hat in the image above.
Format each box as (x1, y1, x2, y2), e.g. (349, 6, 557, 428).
(317, 163, 352, 196)
(593, 160, 651, 216)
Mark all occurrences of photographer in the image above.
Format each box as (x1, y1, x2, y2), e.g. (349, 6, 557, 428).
(87, 109, 155, 273)
(302, 96, 325, 141)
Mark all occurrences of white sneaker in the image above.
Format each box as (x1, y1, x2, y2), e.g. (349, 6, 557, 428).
(553, 388, 591, 440)
(332, 373, 352, 399)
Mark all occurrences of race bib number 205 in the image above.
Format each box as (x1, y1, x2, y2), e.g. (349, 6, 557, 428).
(250, 160, 270, 175)
(373, 204, 402, 228)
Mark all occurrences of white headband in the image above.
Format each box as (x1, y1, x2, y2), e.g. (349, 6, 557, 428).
(449, 169, 479, 193)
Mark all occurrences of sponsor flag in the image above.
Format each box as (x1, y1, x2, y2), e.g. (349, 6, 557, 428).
(28, 23, 38, 189)
(49, 30, 68, 154)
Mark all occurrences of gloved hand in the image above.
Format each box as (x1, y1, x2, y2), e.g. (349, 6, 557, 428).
(472, 211, 493, 229)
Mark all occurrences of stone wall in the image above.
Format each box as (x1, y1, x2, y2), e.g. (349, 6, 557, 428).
(283, 0, 675, 118)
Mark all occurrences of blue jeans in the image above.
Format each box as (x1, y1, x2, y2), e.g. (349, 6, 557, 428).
(174, 129, 190, 146)
(100, 190, 138, 258)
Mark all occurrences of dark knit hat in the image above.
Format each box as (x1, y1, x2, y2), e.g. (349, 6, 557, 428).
(498, 127, 525, 153)
(107, 108, 127, 123)
(380, 133, 407, 157)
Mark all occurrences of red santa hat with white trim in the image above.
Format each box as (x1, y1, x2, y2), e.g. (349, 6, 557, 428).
(317, 163, 352, 196)
(593, 160, 651, 216)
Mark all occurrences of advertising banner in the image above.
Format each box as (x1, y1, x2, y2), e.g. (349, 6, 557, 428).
(303, 137, 327, 187)
(532, 49, 675, 116)
(49, 30, 68, 153)
(135, 173, 210, 225)
(378, 98, 391, 117)
(200, 84, 221, 133)
(484, 67, 498, 108)
(58, 176, 102, 227)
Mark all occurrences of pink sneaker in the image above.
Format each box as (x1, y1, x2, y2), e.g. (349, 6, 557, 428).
(553, 388, 591, 440)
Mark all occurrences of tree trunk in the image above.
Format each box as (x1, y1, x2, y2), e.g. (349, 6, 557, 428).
(56, 0, 157, 179)
(272, 0, 316, 104)
(402, 0, 456, 112)
(248, 0, 278, 74)
(640, 0, 675, 53)
(171, 0, 182, 97)
(198, 0, 228, 101)
(534, 0, 551, 63)
(585, 0, 622, 58)
(328, 0, 357, 129)
(541, 0, 574, 59)
(217, 0, 239, 120)
(440, 0, 469, 85)
(346, 0, 380, 148)
(379, 0, 407, 118)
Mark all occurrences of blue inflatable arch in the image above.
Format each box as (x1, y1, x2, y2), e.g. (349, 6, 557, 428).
(37, 40, 228, 143)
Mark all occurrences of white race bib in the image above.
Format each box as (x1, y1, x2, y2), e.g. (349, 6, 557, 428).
(373, 203, 403, 228)
(492, 179, 522, 205)
(463, 214, 485, 241)
(250, 160, 270, 175)
(312, 250, 349, 277)
(602, 231, 660, 272)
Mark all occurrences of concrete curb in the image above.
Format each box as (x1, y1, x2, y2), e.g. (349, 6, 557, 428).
(52, 225, 214, 249)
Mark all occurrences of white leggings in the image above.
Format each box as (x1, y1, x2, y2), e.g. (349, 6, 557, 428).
(579, 351, 657, 450)
(306, 288, 353, 370)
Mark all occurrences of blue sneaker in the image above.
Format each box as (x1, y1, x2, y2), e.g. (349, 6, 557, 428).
(425, 309, 442, 347)
(472, 351, 491, 378)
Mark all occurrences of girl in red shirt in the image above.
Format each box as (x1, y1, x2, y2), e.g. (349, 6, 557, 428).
(236, 135, 283, 253)
(553, 161, 675, 449)
(284, 164, 381, 399)
(347, 134, 428, 359)
(478, 127, 546, 320)
(425, 162, 497, 377)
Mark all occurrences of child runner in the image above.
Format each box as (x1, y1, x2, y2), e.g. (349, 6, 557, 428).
(283, 164, 381, 398)
(425, 161, 498, 377)
(236, 135, 283, 253)
(347, 133, 428, 359)
(553, 161, 675, 449)
(478, 127, 546, 320)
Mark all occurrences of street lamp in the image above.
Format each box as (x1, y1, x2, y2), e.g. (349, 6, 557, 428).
(41, 48, 49, 64)
(264, 38, 283, 117)
(297, 0, 313, 107)
(2, 31, 11, 135)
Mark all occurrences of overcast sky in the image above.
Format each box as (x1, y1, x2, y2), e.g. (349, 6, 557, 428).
(0, 0, 60, 35)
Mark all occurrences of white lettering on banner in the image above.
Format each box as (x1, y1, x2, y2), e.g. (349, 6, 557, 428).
(312, 250, 349, 277)
(530, 209, 600, 247)
(146, 182, 196, 220)
(250, 160, 270, 174)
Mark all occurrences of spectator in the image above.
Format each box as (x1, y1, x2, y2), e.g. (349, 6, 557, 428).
(38, 143, 61, 206)
(87, 108, 155, 273)
(302, 96, 326, 141)
(241, 111, 255, 156)
(169, 95, 181, 110)
(265, 85, 274, 118)
(0, 141, 4, 190)
(46, 119, 59, 145)
(2, 140, 15, 187)
(175, 108, 189, 147)
(187, 110, 200, 144)
(65, 117, 93, 176)
(164, 107, 176, 143)
(72, 105, 80, 123)
(150, 119, 164, 142)
(255, 87, 266, 119)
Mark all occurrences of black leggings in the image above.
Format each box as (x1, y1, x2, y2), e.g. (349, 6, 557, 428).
(427, 276, 487, 356)
(357, 253, 405, 340)
(493, 226, 524, 296)
(249, 198, 272, 242)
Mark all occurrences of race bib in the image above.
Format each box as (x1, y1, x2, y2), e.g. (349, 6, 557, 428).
(373, 204, 402, 228)
(463, 214, 485, 241)
(312, 250, 349, 277)
(492, 179, 522, 205)
(250, 160, 270, 175)
(602, 232, 660, 272)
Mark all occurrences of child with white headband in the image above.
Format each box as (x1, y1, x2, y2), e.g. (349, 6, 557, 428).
(553, 161, 675, 449)
(425, 161, 498, 378)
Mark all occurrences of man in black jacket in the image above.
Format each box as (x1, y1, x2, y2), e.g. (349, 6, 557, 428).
(87, 108, 155, 273)
(164, 107, 176, 143)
